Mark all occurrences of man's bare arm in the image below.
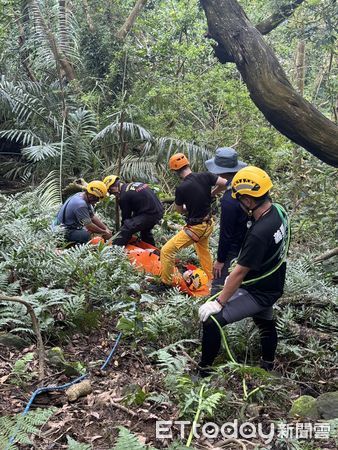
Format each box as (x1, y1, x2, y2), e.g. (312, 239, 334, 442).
(91, 215, 110, 231)
(211, 176, 229, 196)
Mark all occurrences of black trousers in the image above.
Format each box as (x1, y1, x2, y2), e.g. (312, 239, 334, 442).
(201, 289, 278, 367)
(113, 214, 161, 246)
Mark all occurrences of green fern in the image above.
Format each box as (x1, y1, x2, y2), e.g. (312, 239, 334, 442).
(94, 119, 153, 143)
(11, 352, 36, 384)
(28, 0, 81, 73)
(199, 392, 225, 416)
(0, 408, 56, 449)
(144, 306, 182, 342)
(112, 426, 156, 450)
(156, 136, 213, 171)
(22, 143, 62, 162)
(0, 76, 51, 126)
(66, 435, 91, 450)
(34, 170, 62, 209)
(285, 257, 338, 303)
(155, 349, 187, 374)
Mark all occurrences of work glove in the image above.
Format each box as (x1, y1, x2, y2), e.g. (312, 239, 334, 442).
(198, 300, 223, 322)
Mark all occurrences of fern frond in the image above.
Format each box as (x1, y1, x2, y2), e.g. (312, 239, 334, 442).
(94, 120, 152, 143)
(0, 408, 56, 447)
(1, 160, 35, 181)
(200, 392, 224, 416)
(112, 426, 156, 450)
(119, 155, 158, 182)
(66, 435, 91, 450)
(157, 137, 213, 170)
(285, 257, 338, 302)
(58, 3, 81, 64)
(155, 349, 187, 374)
(21, 142, 61, 162)
(34, 170, 62, 209)
(0, 76, 48, 125)
(0, 129, 41, 147)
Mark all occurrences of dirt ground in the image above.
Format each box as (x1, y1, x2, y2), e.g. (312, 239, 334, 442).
(0, 320, 182, 449)
(1, 317, 336, 449)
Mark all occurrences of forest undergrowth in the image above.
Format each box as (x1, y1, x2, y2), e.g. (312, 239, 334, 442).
(0, 172, 337, 450)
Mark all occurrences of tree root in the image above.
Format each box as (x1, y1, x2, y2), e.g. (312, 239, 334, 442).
(314, 247, 338, 262)
(208, 438, 248, 449)
(0, 294, 45, 380)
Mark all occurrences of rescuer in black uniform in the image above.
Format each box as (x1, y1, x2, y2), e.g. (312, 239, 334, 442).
(103, 175, 164, 246)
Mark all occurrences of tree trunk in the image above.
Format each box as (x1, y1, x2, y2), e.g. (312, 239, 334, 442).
(295, 41, 306, 95)
(82, 0, 95, 33)
(292, 40, 306, 201)
(201, 0, 338, 167)
(116, 0, 148, 41)
(16, 11, 37, 81)
(31, 0, 76, 82)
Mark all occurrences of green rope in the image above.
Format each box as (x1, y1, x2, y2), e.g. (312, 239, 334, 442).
(198, 203, 290, 399)
(186, 383, 206, 447)
(210, 315, 237, 364)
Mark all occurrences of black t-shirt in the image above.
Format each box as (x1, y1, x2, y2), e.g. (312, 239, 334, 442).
(175, 172, 218, 221)
(217, 189, 247, 262)
(237, 205, 288, 306)
(119, 182, 164, 223)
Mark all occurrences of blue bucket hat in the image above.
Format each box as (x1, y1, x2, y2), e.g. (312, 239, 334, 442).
(205, 147, 247, 174)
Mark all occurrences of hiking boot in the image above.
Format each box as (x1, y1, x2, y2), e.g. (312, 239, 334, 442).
(260, 358, 274, 372)
(197, 362, 214, 378)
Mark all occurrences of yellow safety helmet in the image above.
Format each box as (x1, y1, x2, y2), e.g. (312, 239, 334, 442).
(169, 153, 189, 171)
(231, 166, 273, 199)
(86, 180, 108, 199)
(103, 175, 119, 190)
(190, 268, 209, 291)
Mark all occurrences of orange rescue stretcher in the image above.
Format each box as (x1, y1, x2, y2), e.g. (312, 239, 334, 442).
(90, 236, 210, 298)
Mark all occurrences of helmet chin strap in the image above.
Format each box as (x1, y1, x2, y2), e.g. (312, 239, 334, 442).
(238, 195, 269, 228)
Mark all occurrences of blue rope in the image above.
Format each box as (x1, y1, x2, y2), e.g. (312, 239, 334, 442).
(6, 332, 122, 449)
(100, 332, 122, 371)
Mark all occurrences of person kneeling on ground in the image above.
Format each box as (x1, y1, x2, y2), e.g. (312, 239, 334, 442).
(103, 175, 164, 246)
(198, 166, 289, 375)
(56, 180, 112, 244)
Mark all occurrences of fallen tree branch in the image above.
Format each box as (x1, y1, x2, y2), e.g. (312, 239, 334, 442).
(289, 321, 332, 342)
(279, 295, 336, 308)
(110, 399, 137, 417)
(208, 438, 248, 449)
(314, 247, 338, 263)
(0, 294, 45, 380)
